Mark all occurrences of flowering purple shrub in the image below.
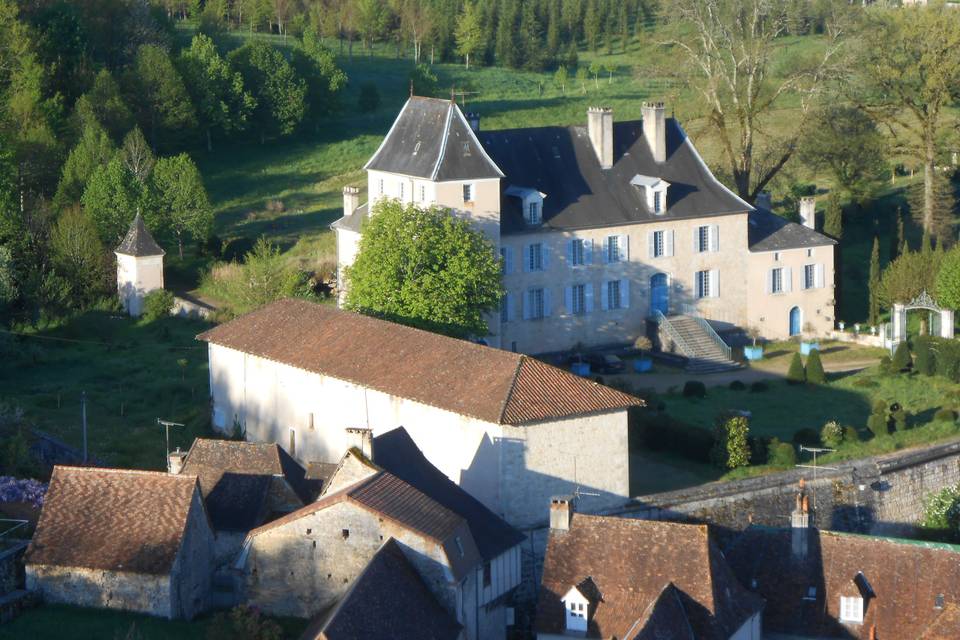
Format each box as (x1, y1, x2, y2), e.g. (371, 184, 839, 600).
(0, 476, 46, 509)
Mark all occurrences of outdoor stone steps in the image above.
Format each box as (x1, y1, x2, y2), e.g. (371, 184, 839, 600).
(664, 314, 739, 373)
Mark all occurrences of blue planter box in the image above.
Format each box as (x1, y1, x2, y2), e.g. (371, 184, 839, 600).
(571, 362, 591, 376)
(744, 345, 764, 361)
(800, 342, 820, 356)
(633, 358, 653, 373)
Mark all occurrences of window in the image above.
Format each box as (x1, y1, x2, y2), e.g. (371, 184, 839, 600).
(454, 536, 465, 557)
(341, 529, 349, 539)
(697, 225, 710, 253)
(807, 248, 814, 258)
(804, 264, 816, 290)
(607, 236, 621, 263)
(527, 201, 541, 225)
(774, 252, 781, 262)
(653, 230, 664, 258)
(771, 267, 784, 294)
(528, 243, 543, 271)
(696, 270, 711, 299)
(463, 183, 474, 202)
(571, 284, 586, 315)
(839, 596, 863, 623)
(528, 288, 545, 320)
(654, 190, 663, 214)
(500, 293, 512, 323)
(483, 562, 492, 587)
(607, 280, 622, 310)
(571, 239, 584, 266)
(419, 184, 426, 202)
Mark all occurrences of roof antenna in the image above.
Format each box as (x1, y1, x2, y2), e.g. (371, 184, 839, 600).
(571, 456, 599, 501)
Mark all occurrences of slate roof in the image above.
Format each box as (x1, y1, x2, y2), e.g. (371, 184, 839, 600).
(748, 208, 837, 252)
(725, 527, 960, 639)
(535, 514, 763, 640)
(372, 427, 525, 561)
(482, 119, 751, 235)
(248, 469, 481, 580)
(115, 213, 164, 257)
(197, 299, 641, 425)
(364, 96, 503, 181)
(302, 538, 462, 640)
(179, 438, 311, 531)
(330, 203, 366, 233)
(25, 466, 202, 575)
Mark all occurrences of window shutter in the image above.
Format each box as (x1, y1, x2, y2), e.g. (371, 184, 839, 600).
(666, 230, 675, 257)
(602, 237, 610, 264)
(567, 240, 574, 266)
(542, 245, 550, 270)
(784, 266, 793, 293)
(648, 232, 655, 258)
(505, 247, 514, 274)
(710, 224, 719, 252)
(543, 288, 552, 317)
(564, 286, 573, 315)
(620, 279, 630, 308)
(710, 269, 719, 297)
(619, 234, 629, 261)
(522, 245, 531, 273)
(584, 284, 594, 313)
(522, 291, 531, 320)
(584, 239, 593, 265)
(816, 263, 824, 288)
(600, 282, 609, 311)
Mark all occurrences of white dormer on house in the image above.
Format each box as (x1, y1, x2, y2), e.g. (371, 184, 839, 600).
(561, 584, 590, 633)
(505, 185, 546, 226)
(630, 175, 670, 215)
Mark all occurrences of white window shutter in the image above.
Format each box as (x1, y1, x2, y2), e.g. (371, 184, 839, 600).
(710, 224, 719, 252)
(666, 230, 675, 257)
(710, 269, 719, 297)
(585, 284, 594, 313)
(766, 269, 773, 295)
(522, 291, 531, 320)
(620, 234, 629, 261)
(584, 239, 593, 265)
(522, 245, 531, 273)
(600, 282, 609, 311)
(602, 237, 610, 264)
(543, 288, 552, 317)
(567, 240, 574, 266)
(648, 231, 655, 258)
(620, 279, 630, 308)
(693, 229, 699, 253)
(542, 245, 550, 270)
(784, 266, 793, 293)
(564, 286, 573, 315)
(816, 263, 824, 288)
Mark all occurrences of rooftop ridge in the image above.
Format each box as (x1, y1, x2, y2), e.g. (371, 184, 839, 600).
(53, 465, 196, 481)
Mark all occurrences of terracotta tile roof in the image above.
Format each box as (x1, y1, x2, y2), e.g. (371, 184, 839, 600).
(922, 604, 960, 639)
(115, 213, 164, 256)
(535, 514, 763, 640)
(726, 527, 960, 639)
(303, 538, 462, 640)
(183, 438, 312, 500)
(24, 466, 202, 575)
(197, 299, 641, 425)
(632, 583, 695, 640)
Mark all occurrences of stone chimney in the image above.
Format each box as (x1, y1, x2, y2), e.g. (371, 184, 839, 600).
(755, 191, 772, 211)
(550, 495, 576, 532)
(467, 112, 480, 133)
(587, 107, 614, 170)
(799, 196, 817, 230)
(641, 102, 666, 164)
(343, 186, 360, 216)
(168, 448, 187, 475)
(791, 480, 811, 561)
(345, 427, 373, 459)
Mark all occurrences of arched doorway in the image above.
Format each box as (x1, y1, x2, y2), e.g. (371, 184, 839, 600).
(789, 306, 802, 337)
(650, 273, 669, 316)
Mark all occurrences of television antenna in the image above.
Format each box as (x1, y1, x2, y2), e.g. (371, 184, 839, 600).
(157, 418, 184, 469)
(451, 87, 480, 109)
(796, 445, 838, 513)
(571, 456, 600, 501)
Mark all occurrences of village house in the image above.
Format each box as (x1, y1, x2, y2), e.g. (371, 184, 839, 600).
(334, 96, 836, 361)
(198, 298, 642, 529)
(115, 213, 165, 317)
(169, 438, 316, 566)
(23, 466, 214, 620)
(534, 499, 764, 639)
(236, 428, 525, 640)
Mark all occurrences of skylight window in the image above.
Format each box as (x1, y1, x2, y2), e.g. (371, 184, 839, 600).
(413, 141, 421, 155)
(462, 141, 471, 156)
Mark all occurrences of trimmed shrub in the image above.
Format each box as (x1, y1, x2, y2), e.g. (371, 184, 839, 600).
(891, 341, 912, 372)
(749, 435, 771, 465)
(892, 406, 908, 431)
(934, 408, 957, 423)
(879, 355, 892, 373)
(805, 349, 826, 384)
(682, 381, 707, 398)
(821, 421, 844, 448)
(914, 337, 936, 376)
(867, 400, 890, 437)
(843, 426, 861, 443)
(729, 380, 746, 391)
(142, 289, 175, 322)
(873, 399, 889, 414)
(787, 353, 806, 384)
(711, 415, 751, 470)
(634, 413, 715, 463)
(792, 427, 820, 447)
(750, 381, 769, 393)
(767, 438, 797, 467)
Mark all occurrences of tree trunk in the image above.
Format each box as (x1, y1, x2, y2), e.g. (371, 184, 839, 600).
(206, 128, 212, 153)
(465, 53, 470, 70)
(923, 137, 936, 235)
(178, 235, 184, 260)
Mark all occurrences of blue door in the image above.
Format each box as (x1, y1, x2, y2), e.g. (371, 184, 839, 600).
(789, 306, 801, 336)
(650, 273, 669, 316)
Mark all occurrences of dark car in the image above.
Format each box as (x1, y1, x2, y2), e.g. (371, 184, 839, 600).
(569, 353, 625, 374)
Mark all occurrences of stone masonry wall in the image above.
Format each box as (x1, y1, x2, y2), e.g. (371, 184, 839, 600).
(26, 565, 172, 617)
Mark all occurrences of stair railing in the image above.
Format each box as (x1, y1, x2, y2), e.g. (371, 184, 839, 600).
(654, 310, 695, 358)
(689, 314, 732, 361)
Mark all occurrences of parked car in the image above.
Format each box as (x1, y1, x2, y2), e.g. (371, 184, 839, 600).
(569, 353, 625, 374)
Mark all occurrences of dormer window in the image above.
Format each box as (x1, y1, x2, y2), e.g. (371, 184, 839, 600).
(840, 596, 864, 623)
(527, 202, 541, 225)
(630, 174, 670, 216)
(505, 185, 546, 227)
(561, 579, 598, 633)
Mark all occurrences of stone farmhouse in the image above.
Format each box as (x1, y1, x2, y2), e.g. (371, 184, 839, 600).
(115, 213, 164, 317)
(23, 466, 214, 620)
(236, 427, 525, 640)
(334, 96, 836, 360)
(535, 500, 764, 639)
(198, 298, 642, 529)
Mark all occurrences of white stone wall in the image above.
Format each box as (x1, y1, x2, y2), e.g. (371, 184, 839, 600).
(26, 565, 173, 618)
(116, 253, 164, 317)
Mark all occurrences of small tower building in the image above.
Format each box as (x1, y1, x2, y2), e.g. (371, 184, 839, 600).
(115, 213, 165, 317)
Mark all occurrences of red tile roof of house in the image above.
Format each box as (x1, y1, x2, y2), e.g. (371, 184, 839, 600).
(197, 299, 641, 425)
(24, 466, 203, 575)
(535, 514, 763, 640)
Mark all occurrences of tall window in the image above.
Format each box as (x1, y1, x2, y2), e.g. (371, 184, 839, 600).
(653, 230, 665, 258)
(571, 284, 586, 314)
(528, 288, 544, 320)
(607, 280, 622, 310)
(771, 267, 784, 294)
(399, 181, 405, 200)
(839, 597, 863, 623)
(697, 225, 710, 253)
(607, 236, 621, 263)
(696, 270, 711, 299)
(571, 239, 585, 266)
(378, 179, 384, 195)
(528, 243, 543, 271)
(527, 201, 541, 225)
(463, 183, 474, 202)
(419, 184, 426, 202)
(654, 190, 663, 214)
(804, 264, 816, 290)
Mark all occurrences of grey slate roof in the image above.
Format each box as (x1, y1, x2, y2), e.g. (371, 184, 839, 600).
(372, 427, 525, 562)
(748, 208, 836, 252)
(115, 213, 164, 256)
(364, 96, 503, 181)
(482, 119, 751, 235)
(330, 203, 366, 233)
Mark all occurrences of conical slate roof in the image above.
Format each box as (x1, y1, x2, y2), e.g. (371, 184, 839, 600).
(115, 214, 164, 257)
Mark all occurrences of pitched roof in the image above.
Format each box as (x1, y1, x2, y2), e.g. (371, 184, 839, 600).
(748, 209, 837, 252)
(364, 96, 503, 181)
(248, 469, 481, 580)
(725, 527, 960, 639)
(197, 299, 641, 425)
(632, 583, 696, 640)
(25, 466, 202, 575)
(115, 213, 165, 257)
(372, 427, 525, 561)
(302, 538, 462, 640)
(922, 604, 960, 640)
(535, 514, 763, 640)
(483, 119, 751, 235)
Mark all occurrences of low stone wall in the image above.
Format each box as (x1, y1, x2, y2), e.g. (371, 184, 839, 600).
(172, 296, 213, 320)
(824, 329, 887, 349)
(0, 541, 27, 596)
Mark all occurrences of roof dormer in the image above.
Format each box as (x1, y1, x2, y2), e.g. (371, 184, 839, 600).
(505, 185, 546, 226)
(562, 577, 601, 633)
(630, 175, 670, 215)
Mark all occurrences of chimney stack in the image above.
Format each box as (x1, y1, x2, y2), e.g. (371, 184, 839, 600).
(587, 107, 614, 170)
(467, 112, 480, 133)
(791, 481, 811, 561)
(641, 102, 666, 164)
(550, 495, 576, 532)
(755, 191, 772, 212)
(168, 448, 187, 475)
(343, 186, 360, 217)
(799, 196, 817, 230)
(345, 427, 373, 459)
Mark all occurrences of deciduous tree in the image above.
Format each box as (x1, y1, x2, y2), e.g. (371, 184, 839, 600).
(152, 153, 212, 259)
(229, 41, 307, 142)
(455, 0, 483, 69)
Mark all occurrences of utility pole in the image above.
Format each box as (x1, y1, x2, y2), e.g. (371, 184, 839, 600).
(157, 418, 185, 470)
(81, 391, 87, 463)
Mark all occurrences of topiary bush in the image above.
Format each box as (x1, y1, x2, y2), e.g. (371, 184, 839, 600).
(821, 420, 844, 448)
(805, 349, 826, 384)
(787, 352, 806, 384)
(914, 337, 936, 376)
(711, 414, 751, 470)
(729, 380, 746, 391)
(767, 438, 797, 467)
(879, 355, 892, 374)
(142, 289, 175, 322)
(792, 427, 820, 447)
(891, 341, 912, 372)
(843, 425, 861, 443)
(934, 408, 957, 423)
(867, 400, 890, 437)
(682, 381, 707, 398)
(750, 381, 769, 393)
(891, 405, 908, 431)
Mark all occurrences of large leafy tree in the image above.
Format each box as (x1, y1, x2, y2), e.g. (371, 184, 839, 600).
(936, 247, 960, 312)
(179, 34, 255, 151)
(228, 40, 307, 142)
(344, 200, 503, 339)
(152, 153, 212, 259)
(49, 206, 111, 306)
(54, 119, 117, 208)
(126, 43, 197, 151)
(73, 69, 135, 143)
(455, 0, 483, 69)
(81, 156, 153, 244)
(880, 245, 944, 309)
(292, 27, 347, 124)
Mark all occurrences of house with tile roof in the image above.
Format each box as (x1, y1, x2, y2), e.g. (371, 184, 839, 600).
(333, 96, 836, 359)
(198, 298, 642, 528)
(535, 502, 764, 640)
(235, 431, 525, 640)
(115, 213, 165, 317)
(23, 466, 214, 620)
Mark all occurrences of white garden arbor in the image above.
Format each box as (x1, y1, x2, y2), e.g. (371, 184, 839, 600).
(891, 290, 954, 345)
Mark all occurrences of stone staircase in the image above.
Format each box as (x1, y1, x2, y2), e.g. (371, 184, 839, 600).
(661, 315, 739, 374)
